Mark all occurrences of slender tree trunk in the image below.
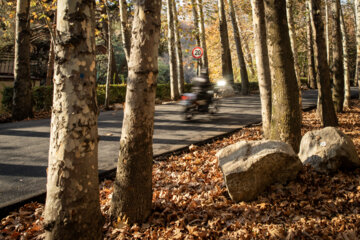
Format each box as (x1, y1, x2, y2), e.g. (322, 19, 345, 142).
(43, 0, 103, 239)
(46, 24, 56, 86)
(331, 0, 345, 112)
(241, 32, 256, 76)
(104, 1, 113, 110)
(172, 0, 185, 94)
(228, 0, 249, 95)
(119, 0, 131, 63)
(110, 0, 161, 224)
(311, 0, 338, 127)
(355, 0, 360, 89)
(264, 0, 301, 152)
(167, 0, 179, 100)
(196, 0, 209, 76)
(250, 0, 272, 139)
(218, 0, 234, 84)
(306, 2, 317, 89)
(325, 0, 331, 65)
(341, 7, 351, 108)
(12, 0, 32, 120)
(190, 0, 202, 75)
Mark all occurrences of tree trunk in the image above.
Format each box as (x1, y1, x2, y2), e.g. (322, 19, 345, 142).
(190, 0, 202, 75)
(46, 24, 56, 86)
(264, 0, 301, 152)
(250, 0, 272, 139)
(240, 28, 256, 76)
(355, 0, 360, 89)
(196, 0, 209, 76)
(325, 0, 331, 65)
(43, 0, 103, 239)
(12, 0, 32, 121)
(341, 7, 351, 108)
(172, 0, 185, 94)
(311, 0, 338, 127)
(104, 1, 113, 110)
(110, 0, 161, 224)
(306, 2, 317, 89)
(167, 0, 179, 100)
(119, 0, 131, 63)
(331, 0, 345, 112)
(218, 0, 234, 84)
(286, 0, 301, 88)
(228, 0, 249, 95)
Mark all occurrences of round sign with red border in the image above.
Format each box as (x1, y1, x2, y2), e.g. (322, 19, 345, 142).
(192, 47, 203, 59)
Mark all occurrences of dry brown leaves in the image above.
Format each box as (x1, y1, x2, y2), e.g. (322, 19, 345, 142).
(2, 101, 360, 239)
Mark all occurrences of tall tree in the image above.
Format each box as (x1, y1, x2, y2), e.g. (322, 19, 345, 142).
(119, 0, 131, 63)
(325, 0, 331, 65)
(340, 7, 351, 108)
(110, 0, 162, 224)
(264, 0, 301, 152)
(43, 0, 103, 239)
(228, 0, 249, 95)
(355, 0, 360, 89)
(104, 0, 113, 109)
(172, 0, 185, 94)
(167, 0, 179, 100)
(306, 1, 317, 89)
(331, 0, 345, 112)
(190, 0, 202, 75)
(250, 0, 272, 139)
(196, 0, 209, 75)
(218, 0, 234, 84)
(12, 0, 32, 121)
(310, 0, 338, 126)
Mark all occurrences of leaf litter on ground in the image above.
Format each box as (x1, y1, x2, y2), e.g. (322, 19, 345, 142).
(2, 100, 360, 239)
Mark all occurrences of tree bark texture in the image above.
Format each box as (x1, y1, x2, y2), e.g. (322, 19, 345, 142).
(331, 0, 345, 112)
(340, 7, 351, 108)
(167, 0, 179, 100)
(218, 0, 234, 84)
(46, 24, 56, 86)
(325, 0, 331, 65)
(264, 0, 301, 152)
(104, 1, 113, 109)
(228, 0, 249, 95)
(196, 0, 209, 76)
(306, 2, 317, 89)
(119, 0, 131, 63)
(355, 0, 360, 89)
(172, 0, 185, 94)
(311, 0, 338, 127)
(250, 0, 272, 139)
(110, 0, 161, 224)
(12, 0, 32, 121)
(43, 0, 103, 239)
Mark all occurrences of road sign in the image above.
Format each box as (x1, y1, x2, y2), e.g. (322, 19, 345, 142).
(192, 47, 203, 59)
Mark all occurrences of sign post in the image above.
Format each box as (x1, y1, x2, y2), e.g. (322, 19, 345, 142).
(192, 47, 203, 76)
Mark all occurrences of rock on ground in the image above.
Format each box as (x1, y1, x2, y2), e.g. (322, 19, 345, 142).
(216, 140, 302, 202)
(298, 127, 360, 172)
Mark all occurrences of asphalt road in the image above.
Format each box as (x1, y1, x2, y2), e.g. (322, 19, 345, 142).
(0, 89, 334, 210)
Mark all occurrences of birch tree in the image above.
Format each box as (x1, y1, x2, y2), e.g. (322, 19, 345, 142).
(110, 0, 162, 224)
(43, 0, 103, 238)
(264, 0, 301, 152)
(306, 1, 317, 89)
(12, 0, 33, 121)
(340, 7, 351, 108)
(251, 0, 272, 138)
(104, 0, 113, 109)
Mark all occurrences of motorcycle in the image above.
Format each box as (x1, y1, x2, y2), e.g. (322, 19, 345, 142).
(179, 88, 219, 120)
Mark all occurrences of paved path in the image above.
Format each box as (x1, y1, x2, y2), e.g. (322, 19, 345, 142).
(0, 89, 346, 210)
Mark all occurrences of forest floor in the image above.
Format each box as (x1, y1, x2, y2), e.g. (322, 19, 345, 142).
(1, 100, 360, 239)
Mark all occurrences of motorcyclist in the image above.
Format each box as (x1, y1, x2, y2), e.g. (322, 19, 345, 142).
(191, 68, 212, 108)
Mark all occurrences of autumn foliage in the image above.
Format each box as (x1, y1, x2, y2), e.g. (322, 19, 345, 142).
(2, 100, 360, 239)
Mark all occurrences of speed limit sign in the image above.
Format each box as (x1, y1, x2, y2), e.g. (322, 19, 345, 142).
(192, 47, 203, 59)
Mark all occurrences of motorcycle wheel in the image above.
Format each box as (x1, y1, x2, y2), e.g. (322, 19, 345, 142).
(208, 100, 219, 114)
(184, 108, 193, 120)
